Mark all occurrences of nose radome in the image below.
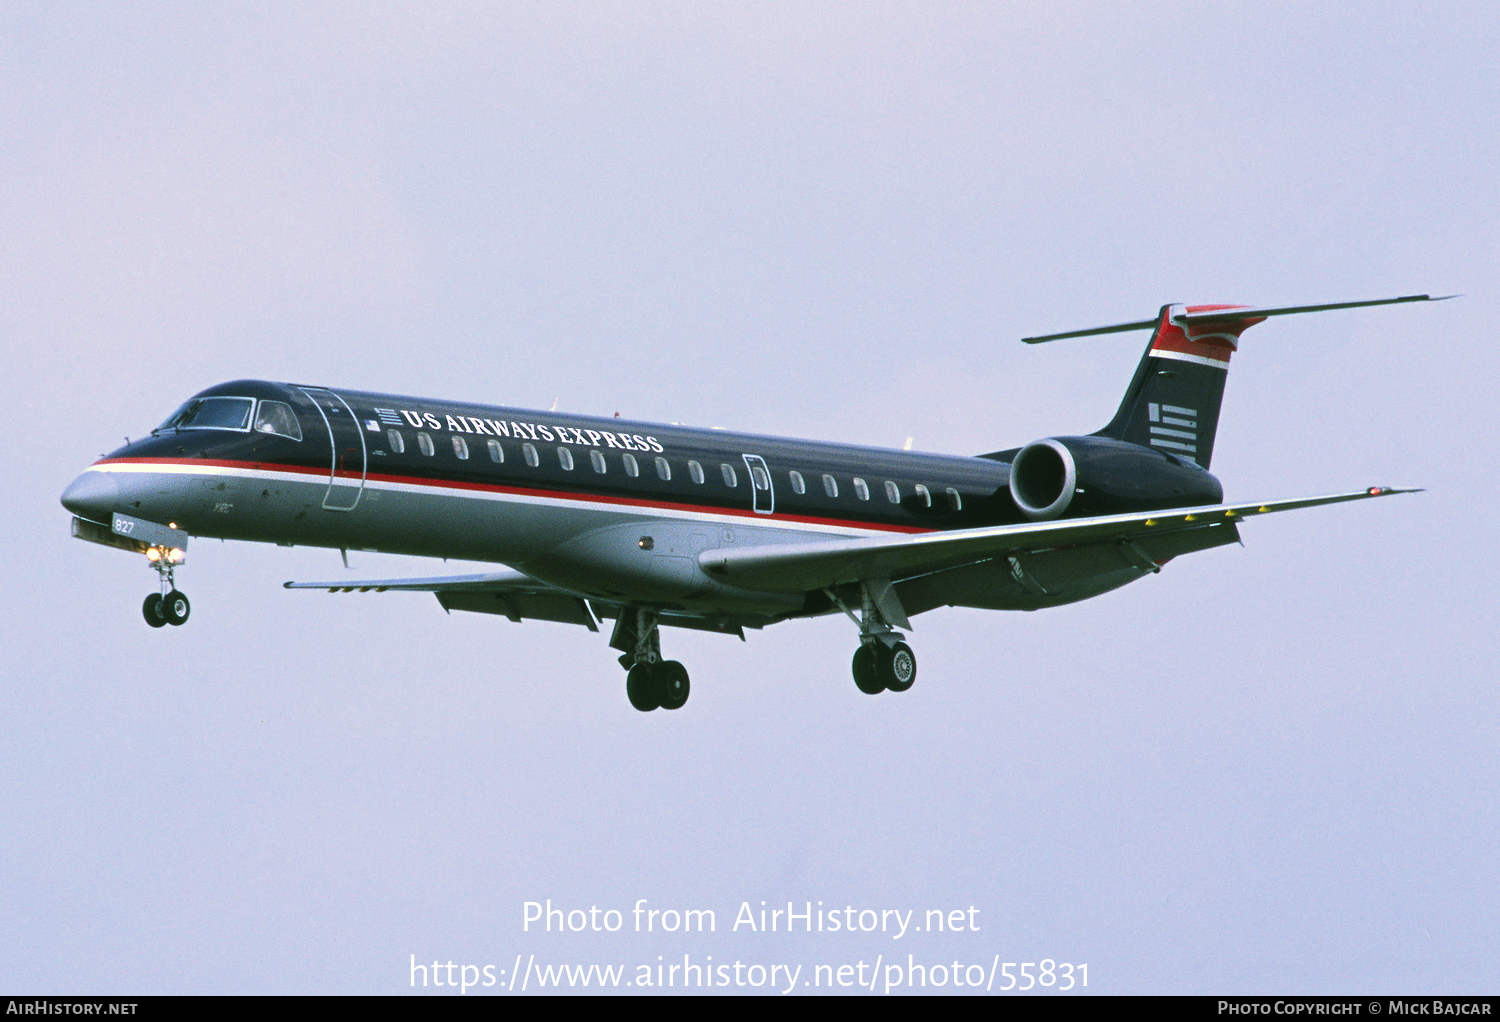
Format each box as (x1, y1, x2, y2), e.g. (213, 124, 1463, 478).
(61, 470, 120, 522)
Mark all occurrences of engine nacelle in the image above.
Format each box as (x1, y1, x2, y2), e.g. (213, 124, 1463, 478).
(1008, 436, 1223, 521)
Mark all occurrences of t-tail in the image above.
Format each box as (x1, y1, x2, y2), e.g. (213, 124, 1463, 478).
(1024, 294, 1449, 471)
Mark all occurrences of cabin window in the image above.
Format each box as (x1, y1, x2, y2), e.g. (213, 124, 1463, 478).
(558, 447, 574, 471)
(789, 470, 805, 495)
(253, 400, 302, 441)
(487, 439, 503, 463)
(452, 436, 469, 460)
(157, 396, 255, 433)
(885, 480, 900, 503)
(689, 461, 705, 484)
(623, 453, 639, 477)
(914, 483, 931, 508)
(822, 474, 839, 498)
(750, 464, 770, 492)
(590, 450, 606, 474)
(523, 443, 539, 467)
(720, 463, 738, 487)
(853, 478, 870, 501)
(418, 432, 435, 457)
(386, 429, 405, 454)
(946, 487, 962, 511)
(655, 456, 671, 481)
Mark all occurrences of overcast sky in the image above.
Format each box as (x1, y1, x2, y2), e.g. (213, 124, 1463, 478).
(4, 1, 1497, 995)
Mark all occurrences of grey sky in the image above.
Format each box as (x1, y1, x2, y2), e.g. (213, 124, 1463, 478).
(4, 2, 1496, 994)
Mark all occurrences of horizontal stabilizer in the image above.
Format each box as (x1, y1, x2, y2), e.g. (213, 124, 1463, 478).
(1023, 294, 1451, 344)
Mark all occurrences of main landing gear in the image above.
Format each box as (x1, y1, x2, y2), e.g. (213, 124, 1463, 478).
(141, 546, 191, 628)
(613, 608, 690, 712)
(851, 639, 917, 695)
(829, 580, 918, 697)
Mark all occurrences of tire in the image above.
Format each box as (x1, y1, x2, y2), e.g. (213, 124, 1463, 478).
(142, 593, 167, 628)
(882, 642, 917, 692)
(852, 645, 884, 694)
(161, 590, 191, 626)
(626, 664, 660, 712)
(658, 661, 690, 710)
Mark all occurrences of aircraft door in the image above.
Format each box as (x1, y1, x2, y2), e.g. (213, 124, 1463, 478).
(742, 454, 774, 514)
(299, 388, 367, 511)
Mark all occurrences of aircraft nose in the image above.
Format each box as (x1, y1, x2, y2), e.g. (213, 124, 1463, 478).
(61, 470, 120, 522)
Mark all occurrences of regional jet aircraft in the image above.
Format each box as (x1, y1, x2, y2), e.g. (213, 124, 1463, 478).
(61, 296, 1438, 711)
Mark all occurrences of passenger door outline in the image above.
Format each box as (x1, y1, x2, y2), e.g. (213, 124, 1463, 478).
(742, 454, 774, 515)
(299, 388, 367, 511)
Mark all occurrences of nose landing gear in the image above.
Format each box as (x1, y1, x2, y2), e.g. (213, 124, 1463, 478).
(141, 545, 190, 628)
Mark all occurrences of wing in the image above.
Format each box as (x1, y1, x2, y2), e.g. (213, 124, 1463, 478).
(282, 567, 755, 637)
(697, 486, 1418, 593)
(284, 567, 601, 630)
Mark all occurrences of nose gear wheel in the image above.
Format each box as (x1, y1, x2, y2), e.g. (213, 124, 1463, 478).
(141, 546, 190, 629)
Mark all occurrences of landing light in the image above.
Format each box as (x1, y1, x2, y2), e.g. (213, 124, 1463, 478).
(146, 548, 161, 562)
(167, 548, 184, 563)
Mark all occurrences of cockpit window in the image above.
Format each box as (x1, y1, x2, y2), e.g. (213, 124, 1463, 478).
(253, 400, 302, 441)
(157, 396, 255, 433)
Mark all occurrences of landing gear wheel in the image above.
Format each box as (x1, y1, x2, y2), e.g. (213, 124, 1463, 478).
(626, 664, 661, 712)
(881, 642, 916, 692)
(657, 661, 690, 710)
(161, 590, 190, 626)
(142, 593, 167, 628)
(852, 645, 884, 695)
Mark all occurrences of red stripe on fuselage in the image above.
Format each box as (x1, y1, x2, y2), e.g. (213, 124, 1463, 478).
(92, 456, 935, 535)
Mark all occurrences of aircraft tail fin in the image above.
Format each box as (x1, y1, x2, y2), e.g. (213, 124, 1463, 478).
(1023, 295, 1448, 470)
(1089, 303, 1249, 469)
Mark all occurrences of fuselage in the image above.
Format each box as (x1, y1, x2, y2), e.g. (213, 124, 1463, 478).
(61, 379, 1224, 621)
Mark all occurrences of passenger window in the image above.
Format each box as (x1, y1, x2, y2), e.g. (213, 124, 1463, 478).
(946, 487, 962, 511)
(750, 464, 770, 491)
(789, 470, 805, 495)
(387, 429, 405, 454)
(655, 456, 671, 481)
(558, 447, 574, 471)
(523, 443, 539, 467)
(853, 478, 870, 501)
(822, 474, 839, 498)
(623, 453, 639, 477)
(253, 400, 302, 441)
(720, 463, 738, 487)
(914, 484, 931, 508)
(452, 436, 469, 460)
(885, 480, 900, 503)
(590, 450, 606, 474)
(487, 439, 503, 463)
(689, 461, 705, 484)
(418, 432, 435, 457)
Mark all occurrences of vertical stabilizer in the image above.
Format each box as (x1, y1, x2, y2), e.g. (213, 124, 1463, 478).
(1091, 304, 1262, 469)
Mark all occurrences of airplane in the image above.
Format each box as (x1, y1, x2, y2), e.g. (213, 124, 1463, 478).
(61, 294, 1440, 712)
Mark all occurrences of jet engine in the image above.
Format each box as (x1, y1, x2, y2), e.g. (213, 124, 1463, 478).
(1007, 436, 1223, 520)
